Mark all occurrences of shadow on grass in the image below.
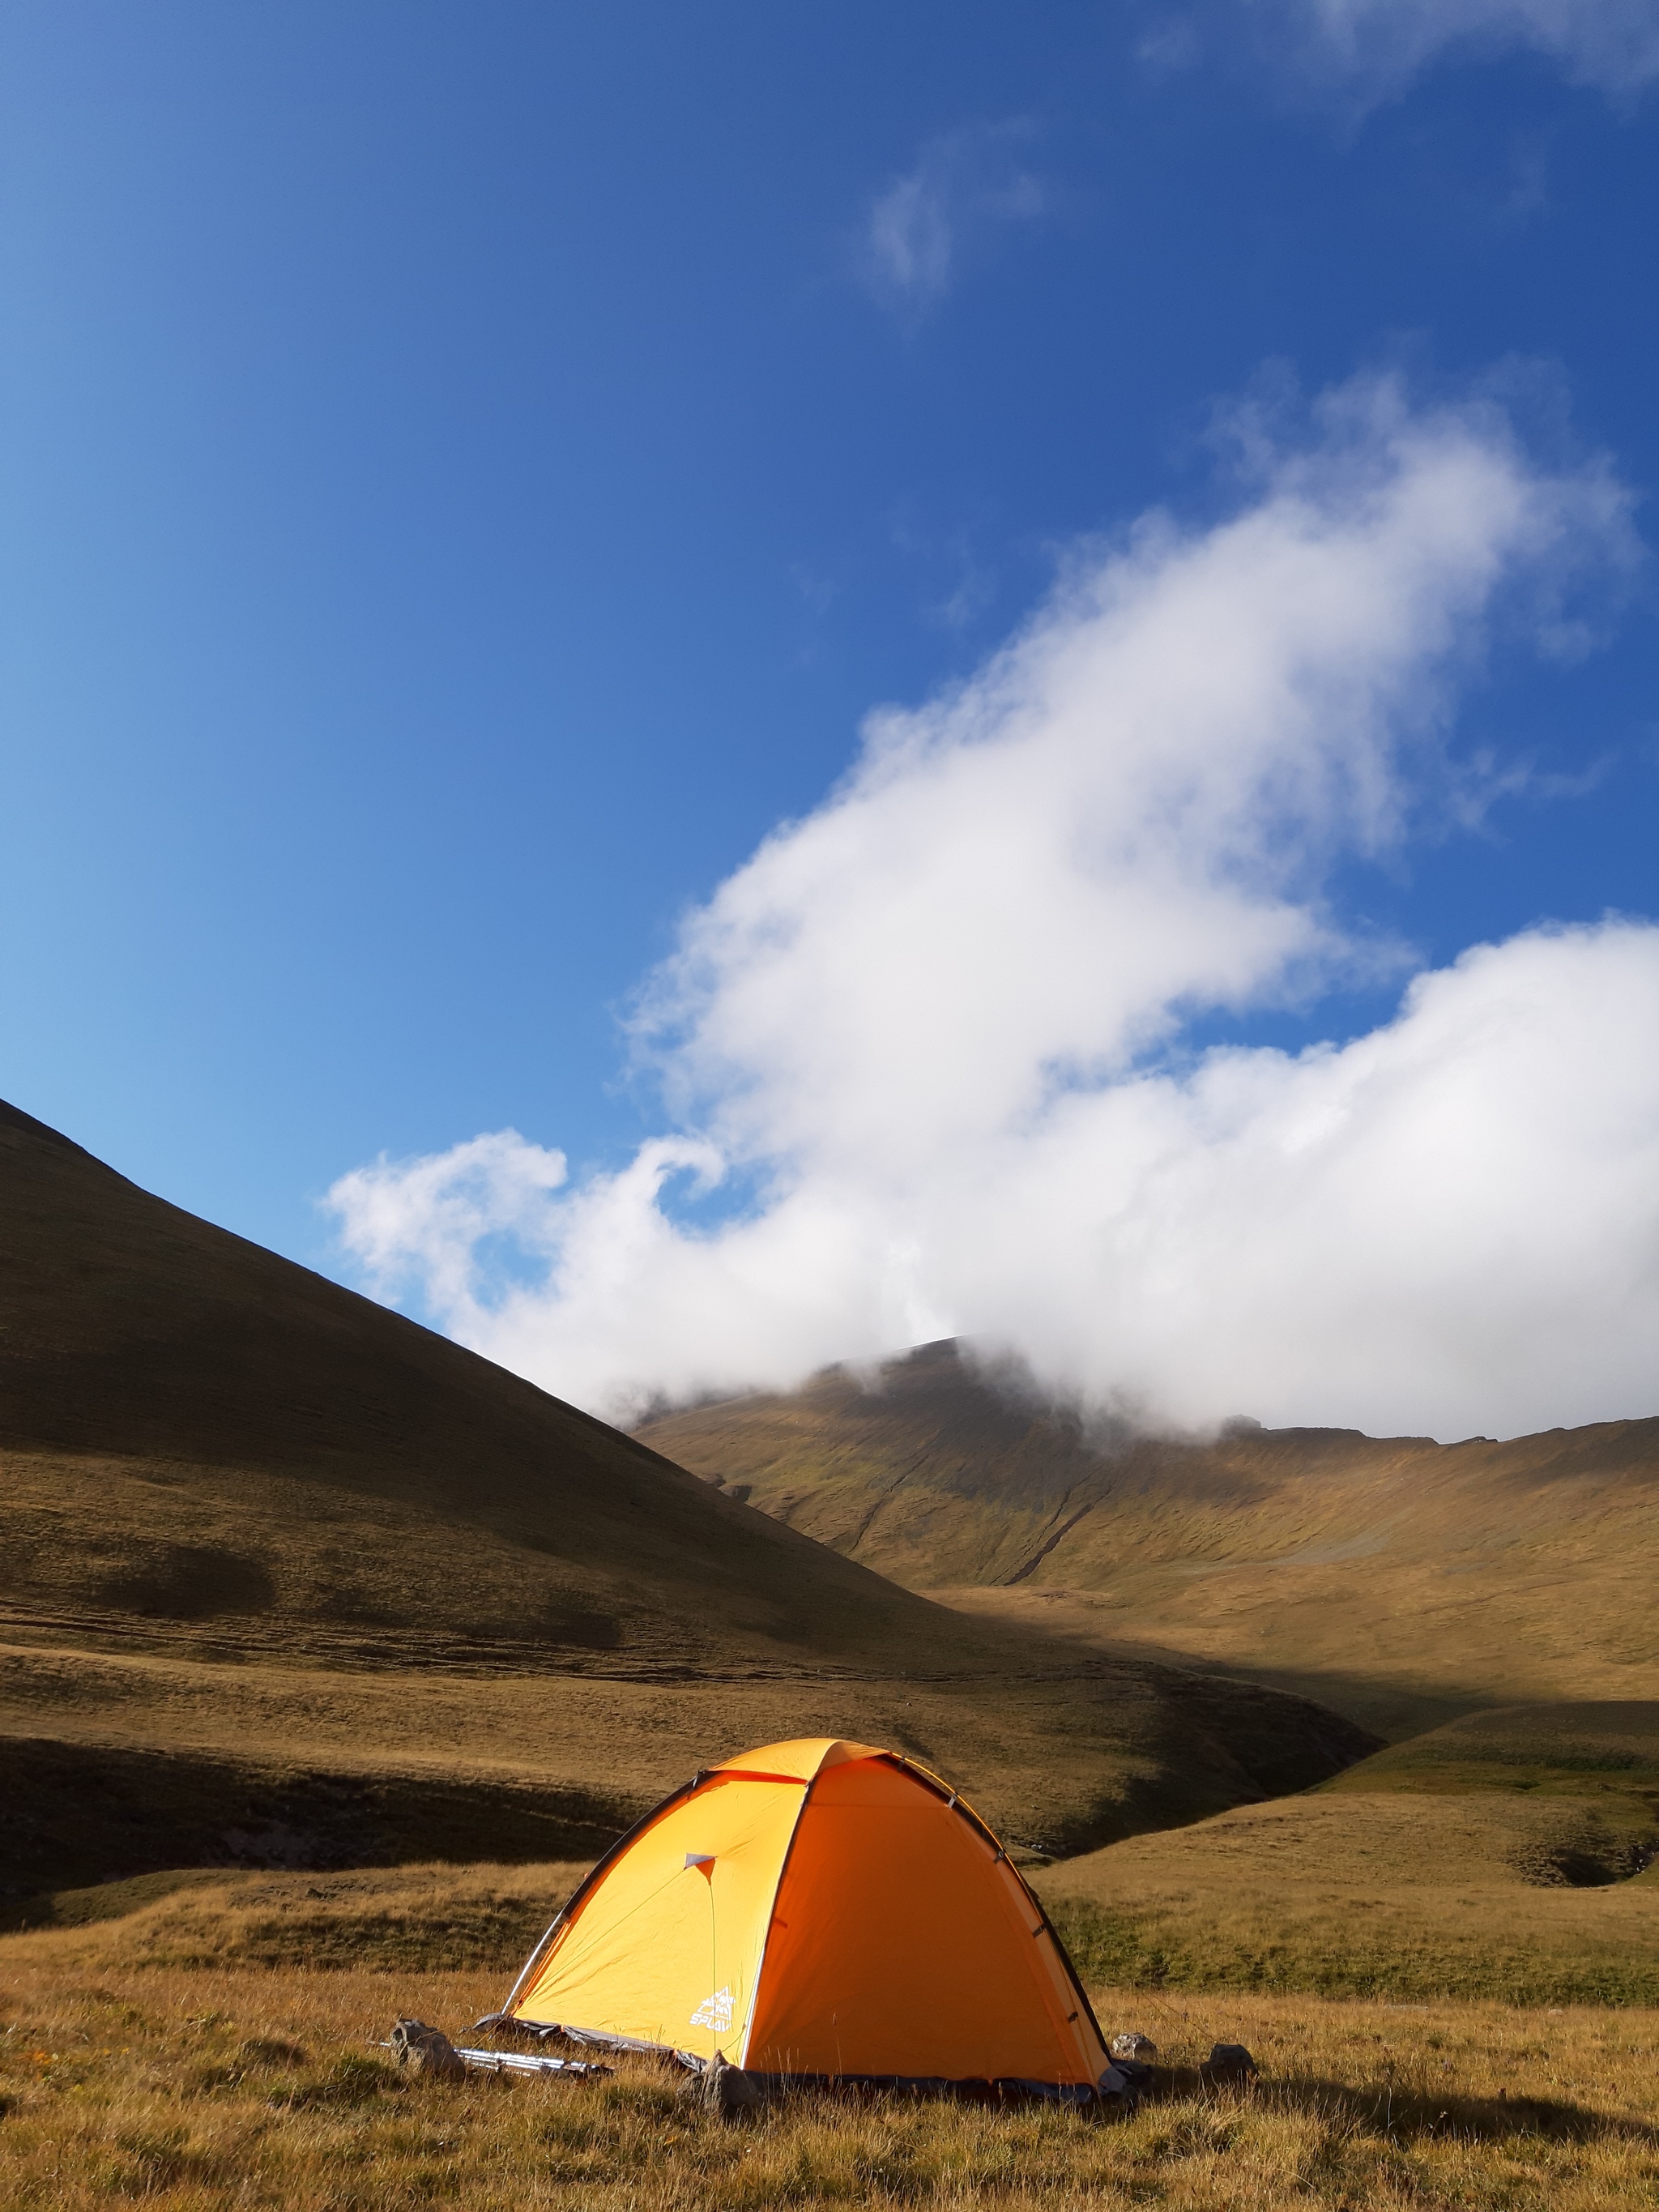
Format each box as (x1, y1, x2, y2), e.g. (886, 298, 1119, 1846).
(1166, 2069, 1657, 2146)
(0, 1736, 629, 1911)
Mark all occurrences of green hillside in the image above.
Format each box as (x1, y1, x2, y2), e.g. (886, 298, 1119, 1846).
(637, 1339, 1659, 1737)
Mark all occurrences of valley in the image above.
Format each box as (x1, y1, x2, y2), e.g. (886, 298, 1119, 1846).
(6, 1095, 1659, 2212)
(638, 1337, 1659, 1740)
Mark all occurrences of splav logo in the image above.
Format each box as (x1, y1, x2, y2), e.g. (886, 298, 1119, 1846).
(690, 1986, 735, 2031)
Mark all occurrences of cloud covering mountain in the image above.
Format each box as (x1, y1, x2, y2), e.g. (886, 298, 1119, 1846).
(328, 372, 1657, 1441)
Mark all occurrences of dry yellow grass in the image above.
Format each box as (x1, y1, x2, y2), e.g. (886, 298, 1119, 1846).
(1043, 1807, 1659, 2003)
(2, 1937, 1657, 2210)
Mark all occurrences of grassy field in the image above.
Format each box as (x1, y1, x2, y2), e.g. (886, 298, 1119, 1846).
(6, 1759, 1659, 2207)
(0, 1623, 1376, 1903)
(1, 1860, 592, 1970)
(10, 1110, 1659, 2201)
(1038, 1704, 1659, 2005)
(0, 1820, 1636, 1990)
(3, 1924, 1657, 2208)
(1043, 1807, 1659, 2005)
(1319, 1699, 1659, 1814)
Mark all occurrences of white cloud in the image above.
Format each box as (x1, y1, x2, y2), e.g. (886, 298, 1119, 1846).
(327, 373, 1653, 1442)
(328, 1129, 570, 1317)
(863, 123, 1046, 318)
(1253, 0, 1659, 96)
(932, 919, 1659, 1438)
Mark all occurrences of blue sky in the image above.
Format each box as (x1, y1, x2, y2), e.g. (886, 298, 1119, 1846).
(2, 2, 1657, 1433)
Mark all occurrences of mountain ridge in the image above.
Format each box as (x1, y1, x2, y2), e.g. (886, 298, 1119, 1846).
(634, 1338, 1659, 1737)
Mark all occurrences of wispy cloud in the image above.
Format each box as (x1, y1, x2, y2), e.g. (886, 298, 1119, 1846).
(328, 371, 1652, 1444)
(887, 503, 1000, 634)
(1137, 17, 1205, 75)
(1247, 0, 1659, 99)
(861, 122, 1047, 321)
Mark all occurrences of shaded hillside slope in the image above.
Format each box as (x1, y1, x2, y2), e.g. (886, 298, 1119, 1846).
(636, 1339, 1659, 1736)
(0, 1100, 950, 1677)
(0, 1101, 1375, 1896)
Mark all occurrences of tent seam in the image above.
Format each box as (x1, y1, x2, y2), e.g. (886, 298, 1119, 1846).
(737, 1766, 819, 2069)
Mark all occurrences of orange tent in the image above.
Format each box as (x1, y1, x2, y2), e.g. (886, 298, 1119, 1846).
(494, 1737, 1120, 2100)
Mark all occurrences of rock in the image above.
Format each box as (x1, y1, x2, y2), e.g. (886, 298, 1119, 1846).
(1109, 2032, 1158, 2061)
(1201, 2041, 1258, 2086)
(678, 2052, 765, 2120)
(389, 2018, 467, 2081)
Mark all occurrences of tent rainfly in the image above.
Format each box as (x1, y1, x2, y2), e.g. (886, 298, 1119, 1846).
(490, 1736, 1127, 2103)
